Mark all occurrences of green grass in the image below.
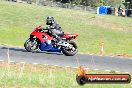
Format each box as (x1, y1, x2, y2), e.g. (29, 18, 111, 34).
(0, 62, 131, 88)
(0, 1, 132, 56)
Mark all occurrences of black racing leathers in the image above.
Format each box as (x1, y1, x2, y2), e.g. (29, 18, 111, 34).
(47, 22, 64, 42)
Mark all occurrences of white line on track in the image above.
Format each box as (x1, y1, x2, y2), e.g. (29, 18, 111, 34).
(0, 60, 4, 62)
(94, 69, 99, 71)
(33, 63, 39, 65)
(85, 68, 90, 70)
(10, 61, 15, 63)
(54, 65, 59, 67)
(20, 62, 25, 64)
(105, 70, 111, 72)
(73, 67, 78, 69)
(65, 66, 70, 68)
(0, 60, 131, 73)
(115, 71, 120, 73)
(125, 72, 130, 73)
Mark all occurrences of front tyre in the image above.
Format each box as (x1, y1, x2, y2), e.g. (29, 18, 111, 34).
(61, 41, 78, 56)
(24, 38, 39, 53)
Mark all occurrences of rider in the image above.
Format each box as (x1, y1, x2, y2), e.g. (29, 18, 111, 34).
(45, 16, 64, 45)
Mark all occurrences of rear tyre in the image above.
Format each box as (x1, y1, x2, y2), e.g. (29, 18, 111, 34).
(61, 41, 78, 56)
(24, 38, 39, 53)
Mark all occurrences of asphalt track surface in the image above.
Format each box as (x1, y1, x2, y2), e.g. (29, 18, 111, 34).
(0, 45, 132, 73)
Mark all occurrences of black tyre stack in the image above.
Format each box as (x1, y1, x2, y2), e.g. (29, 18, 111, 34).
(127, 9, 132, 17)
(106, 7, 115, 15)
(110, 7, 115, 15)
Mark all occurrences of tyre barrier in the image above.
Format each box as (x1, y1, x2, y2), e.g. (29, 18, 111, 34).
(127, 9, 132, 17)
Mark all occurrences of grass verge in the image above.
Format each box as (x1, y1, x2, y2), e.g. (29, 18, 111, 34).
(0, 62, 131, 88)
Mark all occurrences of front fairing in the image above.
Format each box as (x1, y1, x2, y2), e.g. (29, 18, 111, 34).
(30, 31, 53, 43)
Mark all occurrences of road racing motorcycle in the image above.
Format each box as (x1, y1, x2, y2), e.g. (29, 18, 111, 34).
(24, 25, 78, 56)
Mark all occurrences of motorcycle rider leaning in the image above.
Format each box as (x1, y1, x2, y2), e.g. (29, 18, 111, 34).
(45, 16, 64, 45)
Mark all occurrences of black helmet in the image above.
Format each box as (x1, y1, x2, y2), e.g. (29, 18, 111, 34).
(46, 16, 55, 25)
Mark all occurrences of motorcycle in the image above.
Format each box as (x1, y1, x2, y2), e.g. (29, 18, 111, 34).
(24, 25, 78, 56)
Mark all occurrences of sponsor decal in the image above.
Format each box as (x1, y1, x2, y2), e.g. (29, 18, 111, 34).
(76, 74, 131, 85)
(76, 66, 131, 85)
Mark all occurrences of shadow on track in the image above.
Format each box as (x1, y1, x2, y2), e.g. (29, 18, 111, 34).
(1, 47, 27, 52)
(1, 46, 63, 55)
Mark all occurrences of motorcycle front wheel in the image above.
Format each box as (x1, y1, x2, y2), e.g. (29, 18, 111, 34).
(24, 38, 39, 53)
(61, 41, 78, 56)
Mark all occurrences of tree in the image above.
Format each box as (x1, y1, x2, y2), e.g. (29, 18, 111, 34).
(125, 0, 132, 9)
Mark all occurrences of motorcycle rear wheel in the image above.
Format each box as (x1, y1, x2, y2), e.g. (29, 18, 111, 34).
(61, 41, 78, 56)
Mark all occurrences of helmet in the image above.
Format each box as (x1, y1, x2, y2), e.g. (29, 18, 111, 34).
(46, 16, 55, 25)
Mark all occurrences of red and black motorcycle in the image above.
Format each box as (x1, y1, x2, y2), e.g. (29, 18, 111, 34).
(24, 25, 78, 56)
